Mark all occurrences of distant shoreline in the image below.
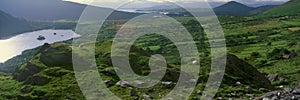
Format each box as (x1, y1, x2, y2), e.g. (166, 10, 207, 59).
(0, 29, 73, 40)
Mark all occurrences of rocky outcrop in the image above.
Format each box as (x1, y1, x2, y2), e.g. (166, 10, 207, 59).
(224, 54, 272, 89)
(258, 85, 300, 100)
(39, 44, 73, 68)
(13, 62, 42, 81)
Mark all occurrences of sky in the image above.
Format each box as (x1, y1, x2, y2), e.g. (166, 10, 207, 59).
(64, 0, 289, 8)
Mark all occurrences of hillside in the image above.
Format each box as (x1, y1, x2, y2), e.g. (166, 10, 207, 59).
(0, 10, 32, 38)
(0, 38, 274, 99)
(249, 5, 277, 15)
(0, 0, 140, 21)
(262, 0, 300, 17)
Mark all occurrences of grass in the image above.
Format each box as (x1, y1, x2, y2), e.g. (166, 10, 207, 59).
(0, 72, 23, 99)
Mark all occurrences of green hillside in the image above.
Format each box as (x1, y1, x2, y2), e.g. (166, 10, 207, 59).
(0, 39, 272, 99)
(261, 0, 300, 17)
(249, 5, 277, 15)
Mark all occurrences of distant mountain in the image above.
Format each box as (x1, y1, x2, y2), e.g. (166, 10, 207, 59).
(134, 1, 276, 17)
(261, 0, 300, 17)
(214, 1, 254, 16)
(0, 10, 32, 38)
(0, 0, 140, 21)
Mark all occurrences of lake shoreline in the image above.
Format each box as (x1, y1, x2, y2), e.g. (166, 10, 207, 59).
(0, 29, 80, 63)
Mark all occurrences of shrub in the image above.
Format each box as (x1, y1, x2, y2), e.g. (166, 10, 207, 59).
(251, 52, 260, 58)
(267, 48, 290, 60)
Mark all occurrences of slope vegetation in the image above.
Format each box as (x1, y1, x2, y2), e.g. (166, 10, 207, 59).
(262, 0, 300, 17)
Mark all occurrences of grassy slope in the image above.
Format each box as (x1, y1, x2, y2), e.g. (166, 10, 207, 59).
(261, 0, 300, 17)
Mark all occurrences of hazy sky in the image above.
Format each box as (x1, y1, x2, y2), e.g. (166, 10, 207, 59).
(64, 0, 289, 8)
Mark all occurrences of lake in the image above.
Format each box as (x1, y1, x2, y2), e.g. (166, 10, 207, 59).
(0, 29, 80, 63)
(116, 8, 157, 14)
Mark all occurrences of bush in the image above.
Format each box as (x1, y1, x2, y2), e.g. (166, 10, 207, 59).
(251, 52, 260, 58)
(267, 48, 290, 60)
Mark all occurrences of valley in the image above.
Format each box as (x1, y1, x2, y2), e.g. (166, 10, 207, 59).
(0, 0, 299, 100)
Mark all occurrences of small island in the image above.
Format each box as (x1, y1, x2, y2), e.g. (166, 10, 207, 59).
(37, 35, 46, 41)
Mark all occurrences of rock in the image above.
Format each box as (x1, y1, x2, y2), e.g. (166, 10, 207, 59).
(192, 60, 198, 64)
(161, 81, 174, 89)
(267, 73, 288, 83)
(259, 88, 269, 92)
(161, 81, 173, 85)
(20, 86, 33, 93)
(143, 94, 152, 99)
(39, 44, 73, 67)
(188, 79, 197, 83)
(103, 80, 114, 87)
(246, 86, 253, 92)
(13, 62, 42, 81)
(129, 88, 138, 96)
(235, 81, 241, 85)
(230, 92, 237, 97)
(258, 88, 300, 100)
(246, 94, 253, 97)
(267, 73, 279, 82)
(116, 80, 131, 87)
(101, 68, 116, 75)
(259, 91, 280, 99)
(292, 89, 300, 94)
(284, 88, 293, 93)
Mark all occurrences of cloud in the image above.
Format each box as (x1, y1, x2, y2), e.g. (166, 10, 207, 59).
(65, 0, 288, 8)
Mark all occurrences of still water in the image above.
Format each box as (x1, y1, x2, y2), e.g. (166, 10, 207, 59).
(0, 29, 80, 63)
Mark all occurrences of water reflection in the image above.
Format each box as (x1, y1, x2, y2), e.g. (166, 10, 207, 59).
(0, 29, 80, 63)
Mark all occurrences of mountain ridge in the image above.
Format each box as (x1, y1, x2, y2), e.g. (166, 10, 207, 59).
(0, 0, 140, 21)
(0, 10, 32, 38)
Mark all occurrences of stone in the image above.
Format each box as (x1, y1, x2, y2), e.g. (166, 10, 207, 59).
(129, 88, 138, 96)
(161, 81, 173, 85)
(267, 73, 280, 82)
(102, 68, 116, 75)
(143, 94, 152, 99)
(259, 88, 269, 92)
(246, 86, 253, 92)
(116, 80, 131, 87)
(103, 80, 114, 87)
(236, 81, 241, 85)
